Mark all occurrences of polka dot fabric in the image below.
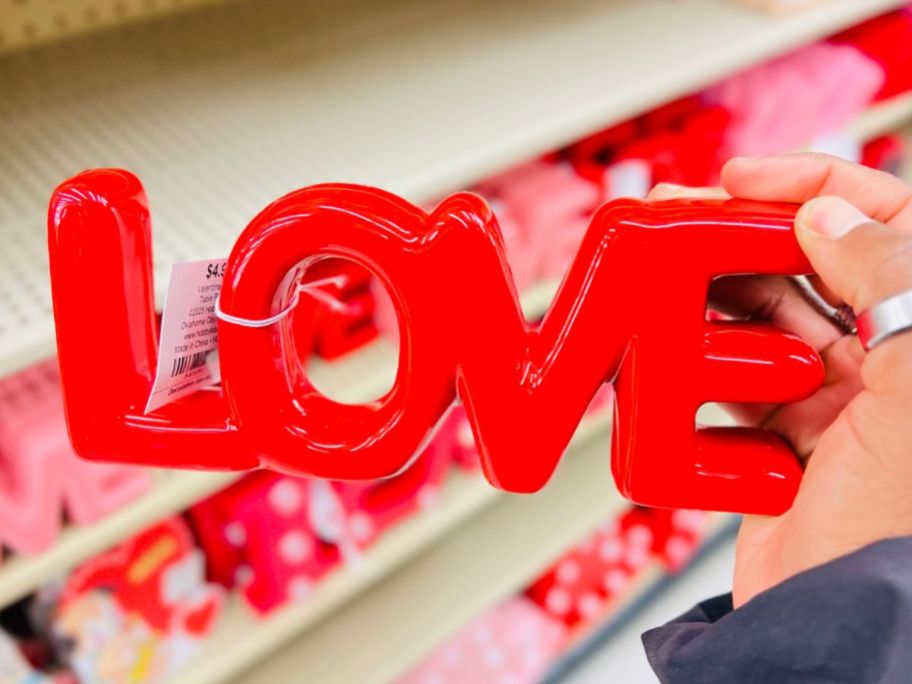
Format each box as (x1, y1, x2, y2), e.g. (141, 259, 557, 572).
(397, 597, 566, 684)
(525, 506, 711, 628)
(189, 413, 466, 614)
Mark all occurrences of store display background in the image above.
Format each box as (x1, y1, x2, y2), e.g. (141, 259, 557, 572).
(0, 0, 900, 376)
(0, 0, 910, 682)
(563, 537, 736, 684)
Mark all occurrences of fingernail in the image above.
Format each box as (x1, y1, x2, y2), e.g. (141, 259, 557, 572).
(797, 196, 871, 239)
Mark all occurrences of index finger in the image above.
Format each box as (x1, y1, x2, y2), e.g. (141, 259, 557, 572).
(722, 153, 912, 227)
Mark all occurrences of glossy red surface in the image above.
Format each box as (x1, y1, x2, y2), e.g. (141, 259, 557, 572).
(48, 169, 823, 514)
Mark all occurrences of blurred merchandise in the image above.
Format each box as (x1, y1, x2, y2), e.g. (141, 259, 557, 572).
(526, 507, 711, 631)
(191, 473, 341, 614)
(0, 4, 910, 682)
(0, 361, 151, 555)
(190, 414, 472, 614)
(704, 42, 883, 157)
(305, 259, 379, 360)
(50, 519, 222, 684)
(397, 597, 566, 684)
(832, 8, 912, 102)
(0, 627, 74, 684)
(862, 133, 907, 174)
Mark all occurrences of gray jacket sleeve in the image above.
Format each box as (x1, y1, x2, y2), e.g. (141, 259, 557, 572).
(642, 537, 912, 684)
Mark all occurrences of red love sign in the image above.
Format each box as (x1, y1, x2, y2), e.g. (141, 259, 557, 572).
(48, 169, 822, 515)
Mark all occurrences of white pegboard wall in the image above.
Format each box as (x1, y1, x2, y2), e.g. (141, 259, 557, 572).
(0, 0, 237, 54)
(0, 0, 904, 377)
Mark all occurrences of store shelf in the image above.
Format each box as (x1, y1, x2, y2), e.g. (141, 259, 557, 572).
(847, 92, 912, 144)
(0, 272, 570, 609)
(0, 0, 904, 378)
(176, 417, 616, 684)
(542, 513, 738, 683)
(0, 469, 237, 608)
(0, 0, 235, 56)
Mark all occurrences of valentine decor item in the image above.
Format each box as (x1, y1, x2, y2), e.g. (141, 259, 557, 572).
(704, 41, 883, 158)
(0, 360, 151, 555)
(191, 426, 454, 614)
(53, 518, 222, 684)
(525, 506, 711, 630)
(49, 169, 822, 515)
(397, 597, 566, 684)
(302, 258, 379, 360)
(832, 9, 912, 103)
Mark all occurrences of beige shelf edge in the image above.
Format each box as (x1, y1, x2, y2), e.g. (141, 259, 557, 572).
(0, 469, 238, 607)
(170, 418, 614, 684)
(846, 92, 912, 143)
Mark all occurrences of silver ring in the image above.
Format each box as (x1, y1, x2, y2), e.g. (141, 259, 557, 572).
(856, 289, 912, 351)
(832, 303, 858, 336)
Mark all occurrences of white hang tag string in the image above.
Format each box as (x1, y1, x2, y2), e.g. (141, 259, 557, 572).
(215, 274, 353, 328)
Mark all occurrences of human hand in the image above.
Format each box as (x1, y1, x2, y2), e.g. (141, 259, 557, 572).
(649, 153, 912, 607)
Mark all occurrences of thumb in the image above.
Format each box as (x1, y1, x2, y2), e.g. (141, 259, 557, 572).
(796, 196, 912, 318)
(795, 195, 912, 392)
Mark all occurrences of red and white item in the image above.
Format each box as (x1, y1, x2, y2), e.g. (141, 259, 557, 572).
(303, 259, 379, 360)
(397, 597, 566, 684)
(190, 438, 453, 614)
(0, 360, 151, 555)
(53, 518, 222, 684)
(526, 506, 712, 629)
(190, 473, 339, 614)
(331, 434, 452, 548)
(526, 515, 644, 628)
(661, 509, 711, 572)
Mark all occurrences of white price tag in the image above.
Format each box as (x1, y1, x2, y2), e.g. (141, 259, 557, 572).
(145, 258, 227, 414)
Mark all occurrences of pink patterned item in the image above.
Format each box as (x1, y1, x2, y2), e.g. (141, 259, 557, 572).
(662, 509, 711, 572)
(475, 160, 600, 286)
(489, 199, 538, 292)
(704, 41, 883, 158)
(0, 361, 151, 554)
(330, 431, 453, 548)
(237, 477, 341, 613)
(188, 472, 283, 589)
(191, 438, 453, 614)
(526, 513, 647, 628)
(397, 597, 566, 684)
(191, 473, 340, 614)
(832, 10, 912, 102)
(498, 162, 600, 281)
